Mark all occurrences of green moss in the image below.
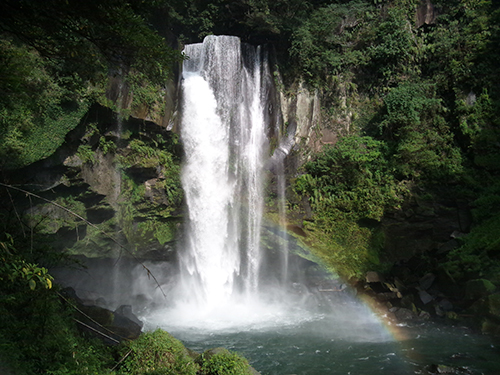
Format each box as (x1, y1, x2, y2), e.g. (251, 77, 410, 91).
(119, 139, 175, 169)
(27, 196, 87, 234)
(118, 329, 198, 375)
(197, 348, 253, 375)
(67, 219, 120, 257)
(137, 220, 177, 245)
(115, 171, 181, 254)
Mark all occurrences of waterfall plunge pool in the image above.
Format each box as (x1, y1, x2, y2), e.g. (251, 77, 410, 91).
(139, 295, 500, 375)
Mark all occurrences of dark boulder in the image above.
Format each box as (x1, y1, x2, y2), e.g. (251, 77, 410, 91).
(390, 307, 418, 322)
(115, 304, 143, 328)
(76, 304, 142, 344)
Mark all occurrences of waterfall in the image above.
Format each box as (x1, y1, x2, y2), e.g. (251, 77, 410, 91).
(141, 38, 390, 339)
(179, 36, 269, 309)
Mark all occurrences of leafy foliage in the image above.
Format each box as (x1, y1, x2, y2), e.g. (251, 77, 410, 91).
(296, 136, 403, 221)
(0, 235, 54, 291)
(380, 82, 463, 180)
(285, 0, 500, 280)
(290, 1, 370, 84)
(0, 227, 112, 374)
(0, 0, 182, 86)
(0, 39, 90, 169)
(0, 288, 113, 375)
(363, 5, 419, 86)
(163, 0, 332, 74)
(445, 177, 500, 283)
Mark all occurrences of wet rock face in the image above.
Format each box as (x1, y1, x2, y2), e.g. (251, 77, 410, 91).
(80, 151, 121, 207)
(356, 189, 496, 331)
(468, 293, 500, 334)
(416, 0, 438, 28)
(425, 363, 472, 375)
(2, 102, 184, 259)
(361, 253, 500, 333)
(106, 74, 177, 129)
(60, 287, 143, 344)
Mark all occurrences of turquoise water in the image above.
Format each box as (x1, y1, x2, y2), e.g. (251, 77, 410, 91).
(145, 309, 500, 375)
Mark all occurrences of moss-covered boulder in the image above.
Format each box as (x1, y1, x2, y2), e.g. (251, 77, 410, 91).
(118, 329, 198, 374)
(196, 348, 259, 375)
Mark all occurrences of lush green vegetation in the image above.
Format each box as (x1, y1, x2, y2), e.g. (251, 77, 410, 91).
(0, 210, 114, 374)
(0, 0, 182, 170)
(1, 224, 251, 373)
(293, 135, 403, 277)
(0, 39, 91, 169)
(282, 0, 500, 281)
(0, 287, 114, 374)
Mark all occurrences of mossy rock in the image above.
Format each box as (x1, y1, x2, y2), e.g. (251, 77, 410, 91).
(465, 279, 496, 300)
(118, 329, 198, 374)
(196, 348, 258, 375)
(76, 305, 142, 342)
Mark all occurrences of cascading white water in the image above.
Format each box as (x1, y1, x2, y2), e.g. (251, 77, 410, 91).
(179, 35, 268, 310)
(141, 36, 393, 345)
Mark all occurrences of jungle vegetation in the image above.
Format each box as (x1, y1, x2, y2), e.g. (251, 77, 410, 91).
(1, 0, 500, 373)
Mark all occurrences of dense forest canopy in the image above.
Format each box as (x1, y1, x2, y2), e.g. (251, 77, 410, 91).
(1, 0, 500, 373)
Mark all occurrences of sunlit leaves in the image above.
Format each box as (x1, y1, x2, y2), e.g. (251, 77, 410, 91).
(0, 237, 54, 291)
